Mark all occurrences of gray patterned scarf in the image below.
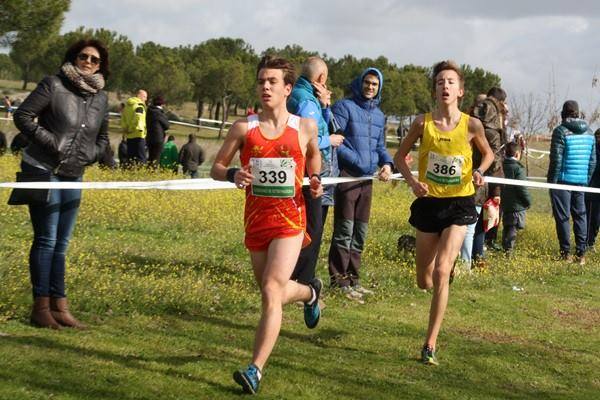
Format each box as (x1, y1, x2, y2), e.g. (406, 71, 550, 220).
(60, 62, 105, 94)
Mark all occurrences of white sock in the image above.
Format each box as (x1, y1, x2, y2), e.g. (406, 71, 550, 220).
(307, 286, 317, 305)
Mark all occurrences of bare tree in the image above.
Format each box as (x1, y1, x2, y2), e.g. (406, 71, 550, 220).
(509, 92, 555, 137)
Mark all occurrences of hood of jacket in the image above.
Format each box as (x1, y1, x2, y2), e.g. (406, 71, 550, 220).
(561, 118, 589, 134)
(350, 67, 384, 109)
(127, 96, 145, 107)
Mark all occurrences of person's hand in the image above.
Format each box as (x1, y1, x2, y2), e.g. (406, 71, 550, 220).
(313, 82, 331, 107)
(309, 175, 323, 198)
(235, 165, 254, 189)
(330, 134, 344, 147)
(409, 179, 429, 197)
(472, 169, 485, 187)
(378, 164, 392, 182)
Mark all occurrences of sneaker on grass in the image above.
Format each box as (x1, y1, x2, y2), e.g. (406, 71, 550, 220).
(352, 284, 374, 295)
(421, 345, 439, 366)
(233, 363, 261, 394)
(304, 278, 322, 329)
(340, 285, 363, 300)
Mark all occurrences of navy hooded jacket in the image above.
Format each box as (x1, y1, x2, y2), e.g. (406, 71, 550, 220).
(332, 67, 393, 177)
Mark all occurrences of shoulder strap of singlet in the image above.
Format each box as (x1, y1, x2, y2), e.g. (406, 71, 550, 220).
(247, 114, 259, 130)
(287, 114, 300, 131)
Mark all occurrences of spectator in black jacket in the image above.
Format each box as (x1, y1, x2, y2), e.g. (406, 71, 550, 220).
(13, 38, 110, 330)
(178, 134, 204, 178)
(146, 95, 170, 167)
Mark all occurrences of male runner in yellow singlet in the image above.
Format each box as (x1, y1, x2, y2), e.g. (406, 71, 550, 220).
(394, 60, 493, 365)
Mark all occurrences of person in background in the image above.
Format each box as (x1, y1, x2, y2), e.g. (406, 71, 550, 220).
(160, 135, 179, 173)
(585, 128, 600, 251)
(547, 100, 596, 265)
(121, 89, 148, 165)
(3, 95, 13, 118)
(501, 142, 531, 254)
(146, 95, 170, 168)
(477, 87, 508, 251)
(178, 134, 204, 178)
(327, 67, 393, 300)
(287, 56, 344, 291)
(13, 38, 110, 329)
(0, 130, 7, 155)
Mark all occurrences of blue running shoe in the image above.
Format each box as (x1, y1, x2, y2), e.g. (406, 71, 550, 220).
(233, 364, 261, 394)
(304, 278, 322, 329)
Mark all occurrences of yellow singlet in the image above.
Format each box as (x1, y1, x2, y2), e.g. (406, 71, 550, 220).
(417, 112, 474, 198)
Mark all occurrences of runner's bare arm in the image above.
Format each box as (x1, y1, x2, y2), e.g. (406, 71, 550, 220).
(468, 117, 493, 186)
(302, 118, 323, 198)
(394, 115, 428, 197)
(210, 120, 254, 186)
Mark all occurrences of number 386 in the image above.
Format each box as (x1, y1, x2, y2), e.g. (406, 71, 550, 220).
(433, 163, 456, 175)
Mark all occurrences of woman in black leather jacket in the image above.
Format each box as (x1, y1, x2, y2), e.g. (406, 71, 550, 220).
(13, 39, 110, 329)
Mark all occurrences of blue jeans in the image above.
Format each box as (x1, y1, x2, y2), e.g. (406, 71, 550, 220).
(472, 207, 486, 260)
(321, 148, 339, 207)
(550, 188, 587, 256)
(460, 206, 481, 263)
(23, 162, 82, 298)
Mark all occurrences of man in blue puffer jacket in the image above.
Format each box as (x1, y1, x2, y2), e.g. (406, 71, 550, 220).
(547, 100, 596, 264)
(327, 67, 393, 299)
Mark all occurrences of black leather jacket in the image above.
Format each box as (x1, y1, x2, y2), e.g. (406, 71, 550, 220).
(14, 73, 109, 178)
(146, 105, 170, 144)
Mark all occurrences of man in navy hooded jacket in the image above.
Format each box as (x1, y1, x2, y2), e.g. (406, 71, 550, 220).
(327, 67, 393, 298)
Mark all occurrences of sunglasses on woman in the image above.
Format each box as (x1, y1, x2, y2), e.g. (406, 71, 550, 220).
(77, 53, 101, 65)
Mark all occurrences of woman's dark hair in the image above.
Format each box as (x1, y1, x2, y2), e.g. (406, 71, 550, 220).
(486, 87, 506, 102)
(63, 39, 110, 78)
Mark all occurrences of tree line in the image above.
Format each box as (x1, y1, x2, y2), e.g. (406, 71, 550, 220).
(1, 0, 501, 126)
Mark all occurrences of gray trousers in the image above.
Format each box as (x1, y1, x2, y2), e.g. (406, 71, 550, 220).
(502, 210, 526, 251)
(328, 172, 373, 287)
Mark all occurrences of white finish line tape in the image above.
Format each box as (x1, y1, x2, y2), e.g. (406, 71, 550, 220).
(1, 173, 599, 194)
(0, 175, 375, 191)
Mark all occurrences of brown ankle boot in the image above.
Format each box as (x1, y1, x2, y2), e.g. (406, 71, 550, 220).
(50, 297, 87, 329)
(31, 297, 61, 329)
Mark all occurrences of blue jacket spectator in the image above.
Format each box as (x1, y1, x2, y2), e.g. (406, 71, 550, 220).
(547, 117, 596, 185)
(287, 76, 332, 159)
(547, 100, 596, 263)
(333, 67, 393, 177)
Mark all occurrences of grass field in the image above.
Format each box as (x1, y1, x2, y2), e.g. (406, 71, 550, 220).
(0, 155, 598, 399)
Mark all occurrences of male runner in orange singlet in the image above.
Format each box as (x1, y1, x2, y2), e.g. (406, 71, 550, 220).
(211, 55, 323, 394)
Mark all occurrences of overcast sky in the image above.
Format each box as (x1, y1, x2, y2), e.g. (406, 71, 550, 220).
(62, 0, 600, 113)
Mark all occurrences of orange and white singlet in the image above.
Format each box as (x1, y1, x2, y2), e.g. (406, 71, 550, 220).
(240, 114, 310, 251)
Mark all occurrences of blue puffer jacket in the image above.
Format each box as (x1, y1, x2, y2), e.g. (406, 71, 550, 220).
(287, 76, 331, 160)
(547, 118, 596, 185)
(332, 67, 393, 177)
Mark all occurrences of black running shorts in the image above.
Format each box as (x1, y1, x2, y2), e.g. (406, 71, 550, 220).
(409, 195, 477, 234)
